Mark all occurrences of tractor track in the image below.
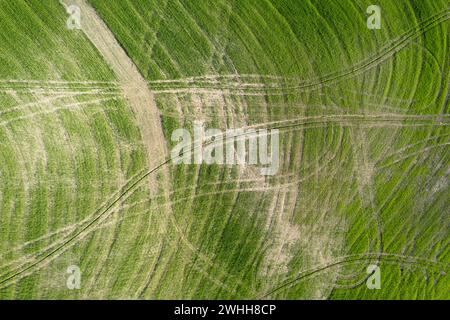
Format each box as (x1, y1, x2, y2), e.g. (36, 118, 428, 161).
(1, 113, 449, 288)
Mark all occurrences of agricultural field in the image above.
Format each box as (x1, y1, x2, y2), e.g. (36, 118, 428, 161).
(0, 0, 449, 300)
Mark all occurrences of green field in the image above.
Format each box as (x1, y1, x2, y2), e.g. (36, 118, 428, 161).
(0, 0, 448, 299)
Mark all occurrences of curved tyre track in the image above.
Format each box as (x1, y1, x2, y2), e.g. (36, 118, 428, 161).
(149, 9, 449, 94)
(0, 0, 170, 289)
(2, 112, 449, 288)
(258, 253, 449, 299)
(1, 6, 448, 292)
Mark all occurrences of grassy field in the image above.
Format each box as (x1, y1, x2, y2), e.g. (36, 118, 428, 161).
(0, 0, 157, 299)
(0, 0, 449, 299)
